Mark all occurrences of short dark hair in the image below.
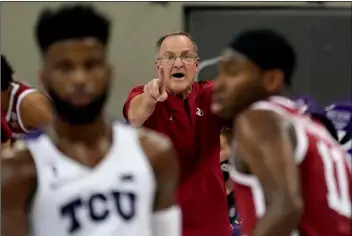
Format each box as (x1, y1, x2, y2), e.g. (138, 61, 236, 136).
(35, 4, 111, 53)
(156, 31, 198, 55)
(1, 55, 14, 91)
(229, 29, 296, 87)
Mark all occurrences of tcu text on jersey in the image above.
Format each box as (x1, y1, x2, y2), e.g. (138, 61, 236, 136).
(60, 185, 136, 233)
(27, 123, 156, 236)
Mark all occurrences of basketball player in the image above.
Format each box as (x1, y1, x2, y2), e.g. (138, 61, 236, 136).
(1, 55, 53, 139)
(1, 5, 181, 236)
(212, 29, 351, 236)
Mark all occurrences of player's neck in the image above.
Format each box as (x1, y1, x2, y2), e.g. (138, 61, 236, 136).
(52, 116, 110, 143)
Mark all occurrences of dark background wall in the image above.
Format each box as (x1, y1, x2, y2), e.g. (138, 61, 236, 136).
(2, 2, 351, 117)
(187, 6, 351, 107)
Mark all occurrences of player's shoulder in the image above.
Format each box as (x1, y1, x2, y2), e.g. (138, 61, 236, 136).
(20, 88, 51, 105)
(137, 127, 176, 167)
(138, 127, 174, 155)
(2, 141, 37, 185)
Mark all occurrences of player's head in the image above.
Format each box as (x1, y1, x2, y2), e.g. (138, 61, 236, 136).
(35, 5, 111, 125)
(212, 29, 296, 118)
(1, 55, 14, 92)
(155, 31, 199, 95)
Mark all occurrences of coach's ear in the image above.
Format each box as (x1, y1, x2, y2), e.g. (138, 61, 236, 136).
(155, 58, 160, 71)
(195, 56, 200, 72)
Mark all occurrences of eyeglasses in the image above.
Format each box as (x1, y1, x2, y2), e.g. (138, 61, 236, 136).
(157, 53, 198, 65)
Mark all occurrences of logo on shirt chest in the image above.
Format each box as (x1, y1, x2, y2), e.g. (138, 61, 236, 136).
(196, 108, 204, 117)
(167, 107, 204, 123)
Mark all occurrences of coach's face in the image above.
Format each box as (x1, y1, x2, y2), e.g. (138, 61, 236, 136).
(156, 35, 199, 95)
(40, 37, 112, 124)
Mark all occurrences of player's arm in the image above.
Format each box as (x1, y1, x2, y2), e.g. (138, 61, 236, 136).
(234, 109, 303, 236)
(20, 91, 53, 130)
(139, 129, 181, 236)
(1, 146, 37, 236)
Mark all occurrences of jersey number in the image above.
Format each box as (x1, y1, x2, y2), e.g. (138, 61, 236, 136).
(318, 142, 351, 217)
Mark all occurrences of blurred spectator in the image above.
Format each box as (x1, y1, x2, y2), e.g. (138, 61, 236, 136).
(220, 128, 236, 223)
(220, 128, 243, 235)
(325, 101, 352, 155)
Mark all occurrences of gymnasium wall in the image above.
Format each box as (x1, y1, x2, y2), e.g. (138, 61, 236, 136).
(2, 2, 351, 118)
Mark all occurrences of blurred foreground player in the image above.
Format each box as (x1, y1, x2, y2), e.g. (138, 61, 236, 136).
(1, 55, 53, 139)
(212, 29, 351, 236)
(1, 5, 181, 236)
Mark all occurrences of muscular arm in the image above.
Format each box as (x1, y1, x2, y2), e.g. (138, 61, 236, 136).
(139, 129, 181, 236)
(1, 146, 37, 236)
(128, 93, 157, 127)
(234, 110, 303, 236)
(20, 92, 53, 130)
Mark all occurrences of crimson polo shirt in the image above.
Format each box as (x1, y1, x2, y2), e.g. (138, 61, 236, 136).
(123, 81, 232, 236)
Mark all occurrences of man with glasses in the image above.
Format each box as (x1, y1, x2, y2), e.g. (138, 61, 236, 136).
(123, 32, 232, 236)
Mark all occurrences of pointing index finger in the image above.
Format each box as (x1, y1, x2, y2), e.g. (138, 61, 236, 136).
(158, 67, 165, 86)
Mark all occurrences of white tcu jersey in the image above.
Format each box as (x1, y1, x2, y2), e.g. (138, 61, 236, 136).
(26, 122, 156, 236)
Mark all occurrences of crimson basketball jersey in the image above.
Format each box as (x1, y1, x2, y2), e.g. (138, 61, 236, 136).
(231, 96, 351, 236)
(4, 81, 38, 139)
